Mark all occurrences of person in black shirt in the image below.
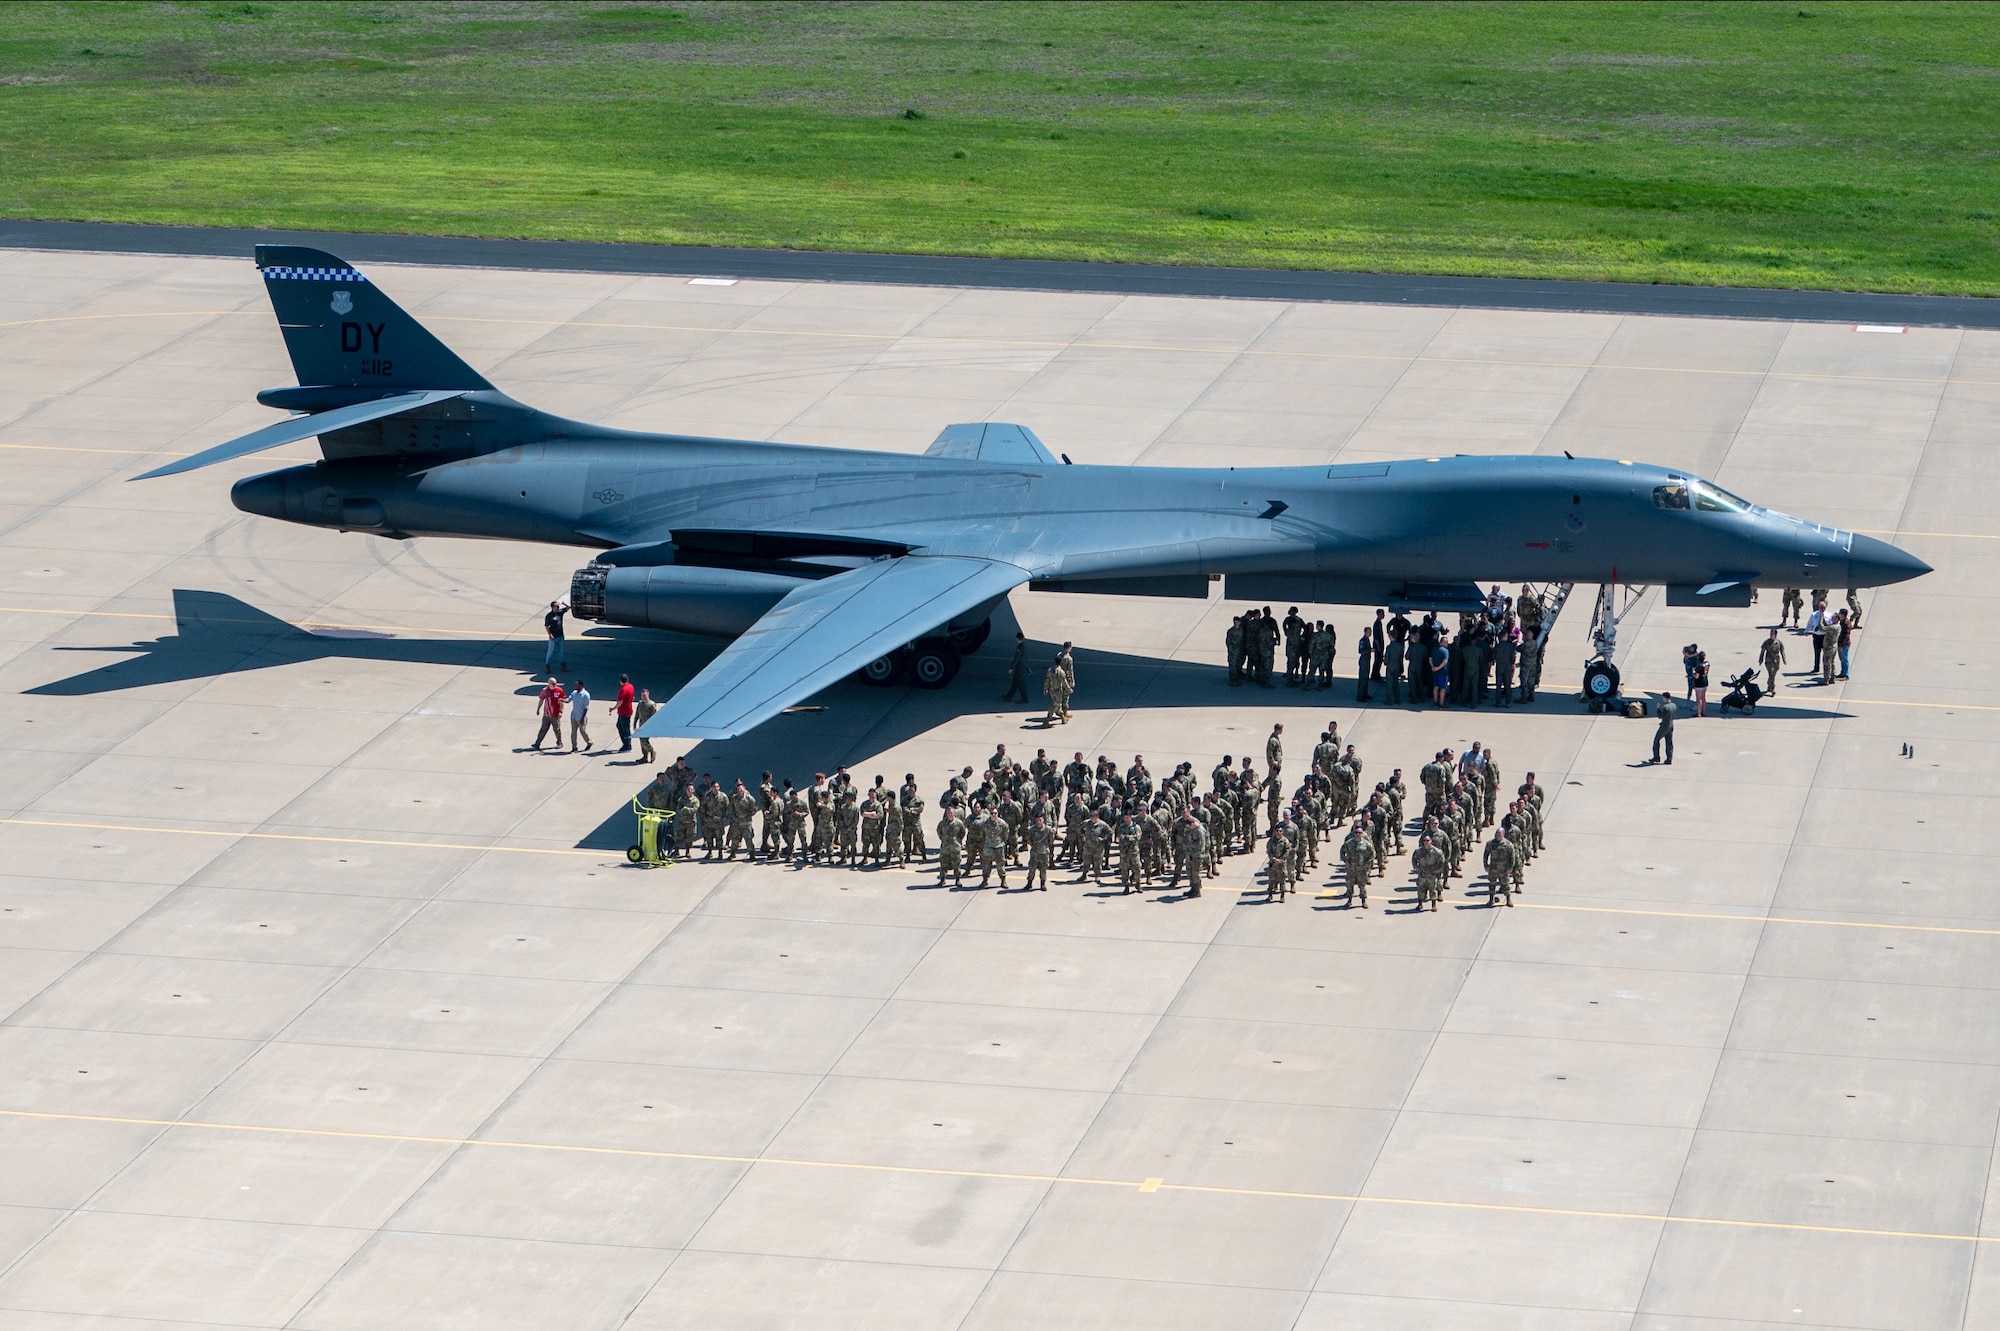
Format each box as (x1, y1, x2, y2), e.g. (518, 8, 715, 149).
(543, 600, 569, 677)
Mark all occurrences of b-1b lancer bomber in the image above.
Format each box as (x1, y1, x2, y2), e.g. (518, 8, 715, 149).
(143, 247, 1931, 737)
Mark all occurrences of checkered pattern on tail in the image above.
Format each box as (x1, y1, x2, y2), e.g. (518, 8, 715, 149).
(261, 267, 368, 283)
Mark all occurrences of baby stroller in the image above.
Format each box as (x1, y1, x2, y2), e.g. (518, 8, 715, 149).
(1718, 666, 1764, 715)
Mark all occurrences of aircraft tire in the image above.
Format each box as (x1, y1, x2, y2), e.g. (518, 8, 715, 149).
(1582, 660, 1620, 705)
(909, 638, 961, 690)
(859, 653, 903, 687)
(950, 618, 993, 655)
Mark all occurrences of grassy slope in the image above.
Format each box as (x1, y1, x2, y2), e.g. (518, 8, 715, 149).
(1, 1, 1997, 293)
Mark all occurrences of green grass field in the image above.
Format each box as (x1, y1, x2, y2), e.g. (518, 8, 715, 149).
(3, 1, 1998, 293)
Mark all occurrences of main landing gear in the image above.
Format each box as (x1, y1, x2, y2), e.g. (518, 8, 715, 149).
(857, 617, 992, 691)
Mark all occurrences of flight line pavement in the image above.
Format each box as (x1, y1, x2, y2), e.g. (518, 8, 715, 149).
(0, 246, 1997, 1330)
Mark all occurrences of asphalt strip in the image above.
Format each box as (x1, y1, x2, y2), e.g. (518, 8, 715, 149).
(4, 218, 1998, 329)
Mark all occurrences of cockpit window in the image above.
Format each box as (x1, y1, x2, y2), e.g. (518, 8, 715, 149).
(1652, 481, 1690, 511)
(1693, 480, 1751, 513)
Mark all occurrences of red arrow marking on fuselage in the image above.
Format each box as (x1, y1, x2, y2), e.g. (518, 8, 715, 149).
(1525, 541, 1550, 548)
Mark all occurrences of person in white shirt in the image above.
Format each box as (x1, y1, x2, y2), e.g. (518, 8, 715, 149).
(568, 680, 593, 752)
(1804, 602, 1827, 685)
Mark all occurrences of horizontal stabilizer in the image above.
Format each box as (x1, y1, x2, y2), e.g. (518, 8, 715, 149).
(641, 555, 1030, 740)
(925, 422, 1057, 466)
(132, 390, 467, 481)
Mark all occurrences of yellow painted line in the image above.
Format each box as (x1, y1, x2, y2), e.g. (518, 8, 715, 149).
(1523, 901, 2000, 938)
(0, 817, 606, 859)
(0, 310, 255, 329)
(1837, 697, 2000, 712)
(0, 441, 321, 467)
(0, 603, 539, 640)
(4, 442, 210, 458)
(2, 1107, 1992, 1245)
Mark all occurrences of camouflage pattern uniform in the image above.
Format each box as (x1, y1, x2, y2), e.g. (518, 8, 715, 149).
(936, 812, 965, 887)
(1339, 821, 1375, 908)
(1483, 834, 1517, 907)
(1024, 819, 1054, 891)
(1413, 838, 1448, 911)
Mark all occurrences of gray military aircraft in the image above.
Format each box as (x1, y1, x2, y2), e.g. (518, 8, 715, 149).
(140, 246, 1930, 738)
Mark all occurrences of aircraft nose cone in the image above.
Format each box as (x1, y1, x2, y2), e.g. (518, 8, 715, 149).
(230, 471, 288, 521)
(1846, 533, 1931, 587)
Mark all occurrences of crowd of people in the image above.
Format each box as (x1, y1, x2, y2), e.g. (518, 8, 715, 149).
(1224, 585, 1552, 709)
(1779, 587, 1863, 684)
(634, 725, 1549, 910)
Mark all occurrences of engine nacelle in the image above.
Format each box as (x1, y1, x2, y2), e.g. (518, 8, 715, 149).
(570, 562, 805, 638)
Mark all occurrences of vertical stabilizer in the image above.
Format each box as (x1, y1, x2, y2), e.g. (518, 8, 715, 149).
(255, 245, 491, 391)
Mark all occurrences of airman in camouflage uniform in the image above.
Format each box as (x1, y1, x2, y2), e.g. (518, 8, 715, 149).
(699, 780, 729, 860)
(728, 779, 759, 860)
(976, 810, 1009, 888)
(1365, 789, 1392, 867)
(1413, 834, 1448, 912)
(1024, 816, 1054, 891)
(1385, 769, 1408, 853)
(936, 810, 966, 887)
(1339, 817, 1375, 908)
(781, 788, 806, 862)
(1419, 750, 1450, 822)
(883, 795, 905, 866)
(1264, 817, 1292, 902)
(759, 773, 781, 858)
(836, 793, 861, 865)
(1116, 812, 1143, 893)
(674, 785, 700, 860)
(1173, 810, 1207, 897)
(1483, 833, 1517, 907)
(1044, 661, 1072, 726)
(809, 785, 834, 863)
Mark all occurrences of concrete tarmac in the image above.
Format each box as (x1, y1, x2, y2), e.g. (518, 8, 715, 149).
(0, 247, 1995, 1330)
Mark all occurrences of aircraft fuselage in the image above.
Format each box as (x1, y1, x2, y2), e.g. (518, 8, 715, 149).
(232, 434, 1926, 599)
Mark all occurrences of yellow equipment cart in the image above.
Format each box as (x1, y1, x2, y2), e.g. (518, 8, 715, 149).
(627, 797, 675, 867)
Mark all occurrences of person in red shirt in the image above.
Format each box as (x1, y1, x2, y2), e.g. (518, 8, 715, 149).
(532, 679, 566, 751)
(615, 674, 637, 753)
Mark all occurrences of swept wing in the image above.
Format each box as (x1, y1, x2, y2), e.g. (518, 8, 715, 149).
(641, 555, 1029, 740)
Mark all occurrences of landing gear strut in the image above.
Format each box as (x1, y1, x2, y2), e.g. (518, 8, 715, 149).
(1581, 582, 1647, 713)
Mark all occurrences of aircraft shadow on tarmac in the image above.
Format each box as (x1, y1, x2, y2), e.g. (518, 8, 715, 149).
(26, 589, 1845, 853)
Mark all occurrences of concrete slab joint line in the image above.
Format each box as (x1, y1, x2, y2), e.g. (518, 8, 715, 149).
(5, 218, 2000, 328)
(0, 1109, 1993, 1248)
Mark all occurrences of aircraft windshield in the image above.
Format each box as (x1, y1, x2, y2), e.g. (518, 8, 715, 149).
(1653, 481, 1690, 511)
(1693, 480, 1752, 513)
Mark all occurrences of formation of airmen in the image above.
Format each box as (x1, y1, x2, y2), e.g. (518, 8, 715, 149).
(1225, 588, 1550, 708)
(637, 724, 1551, 910)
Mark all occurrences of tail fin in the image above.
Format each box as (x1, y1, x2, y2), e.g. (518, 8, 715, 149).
(256, 245, 491, 392)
